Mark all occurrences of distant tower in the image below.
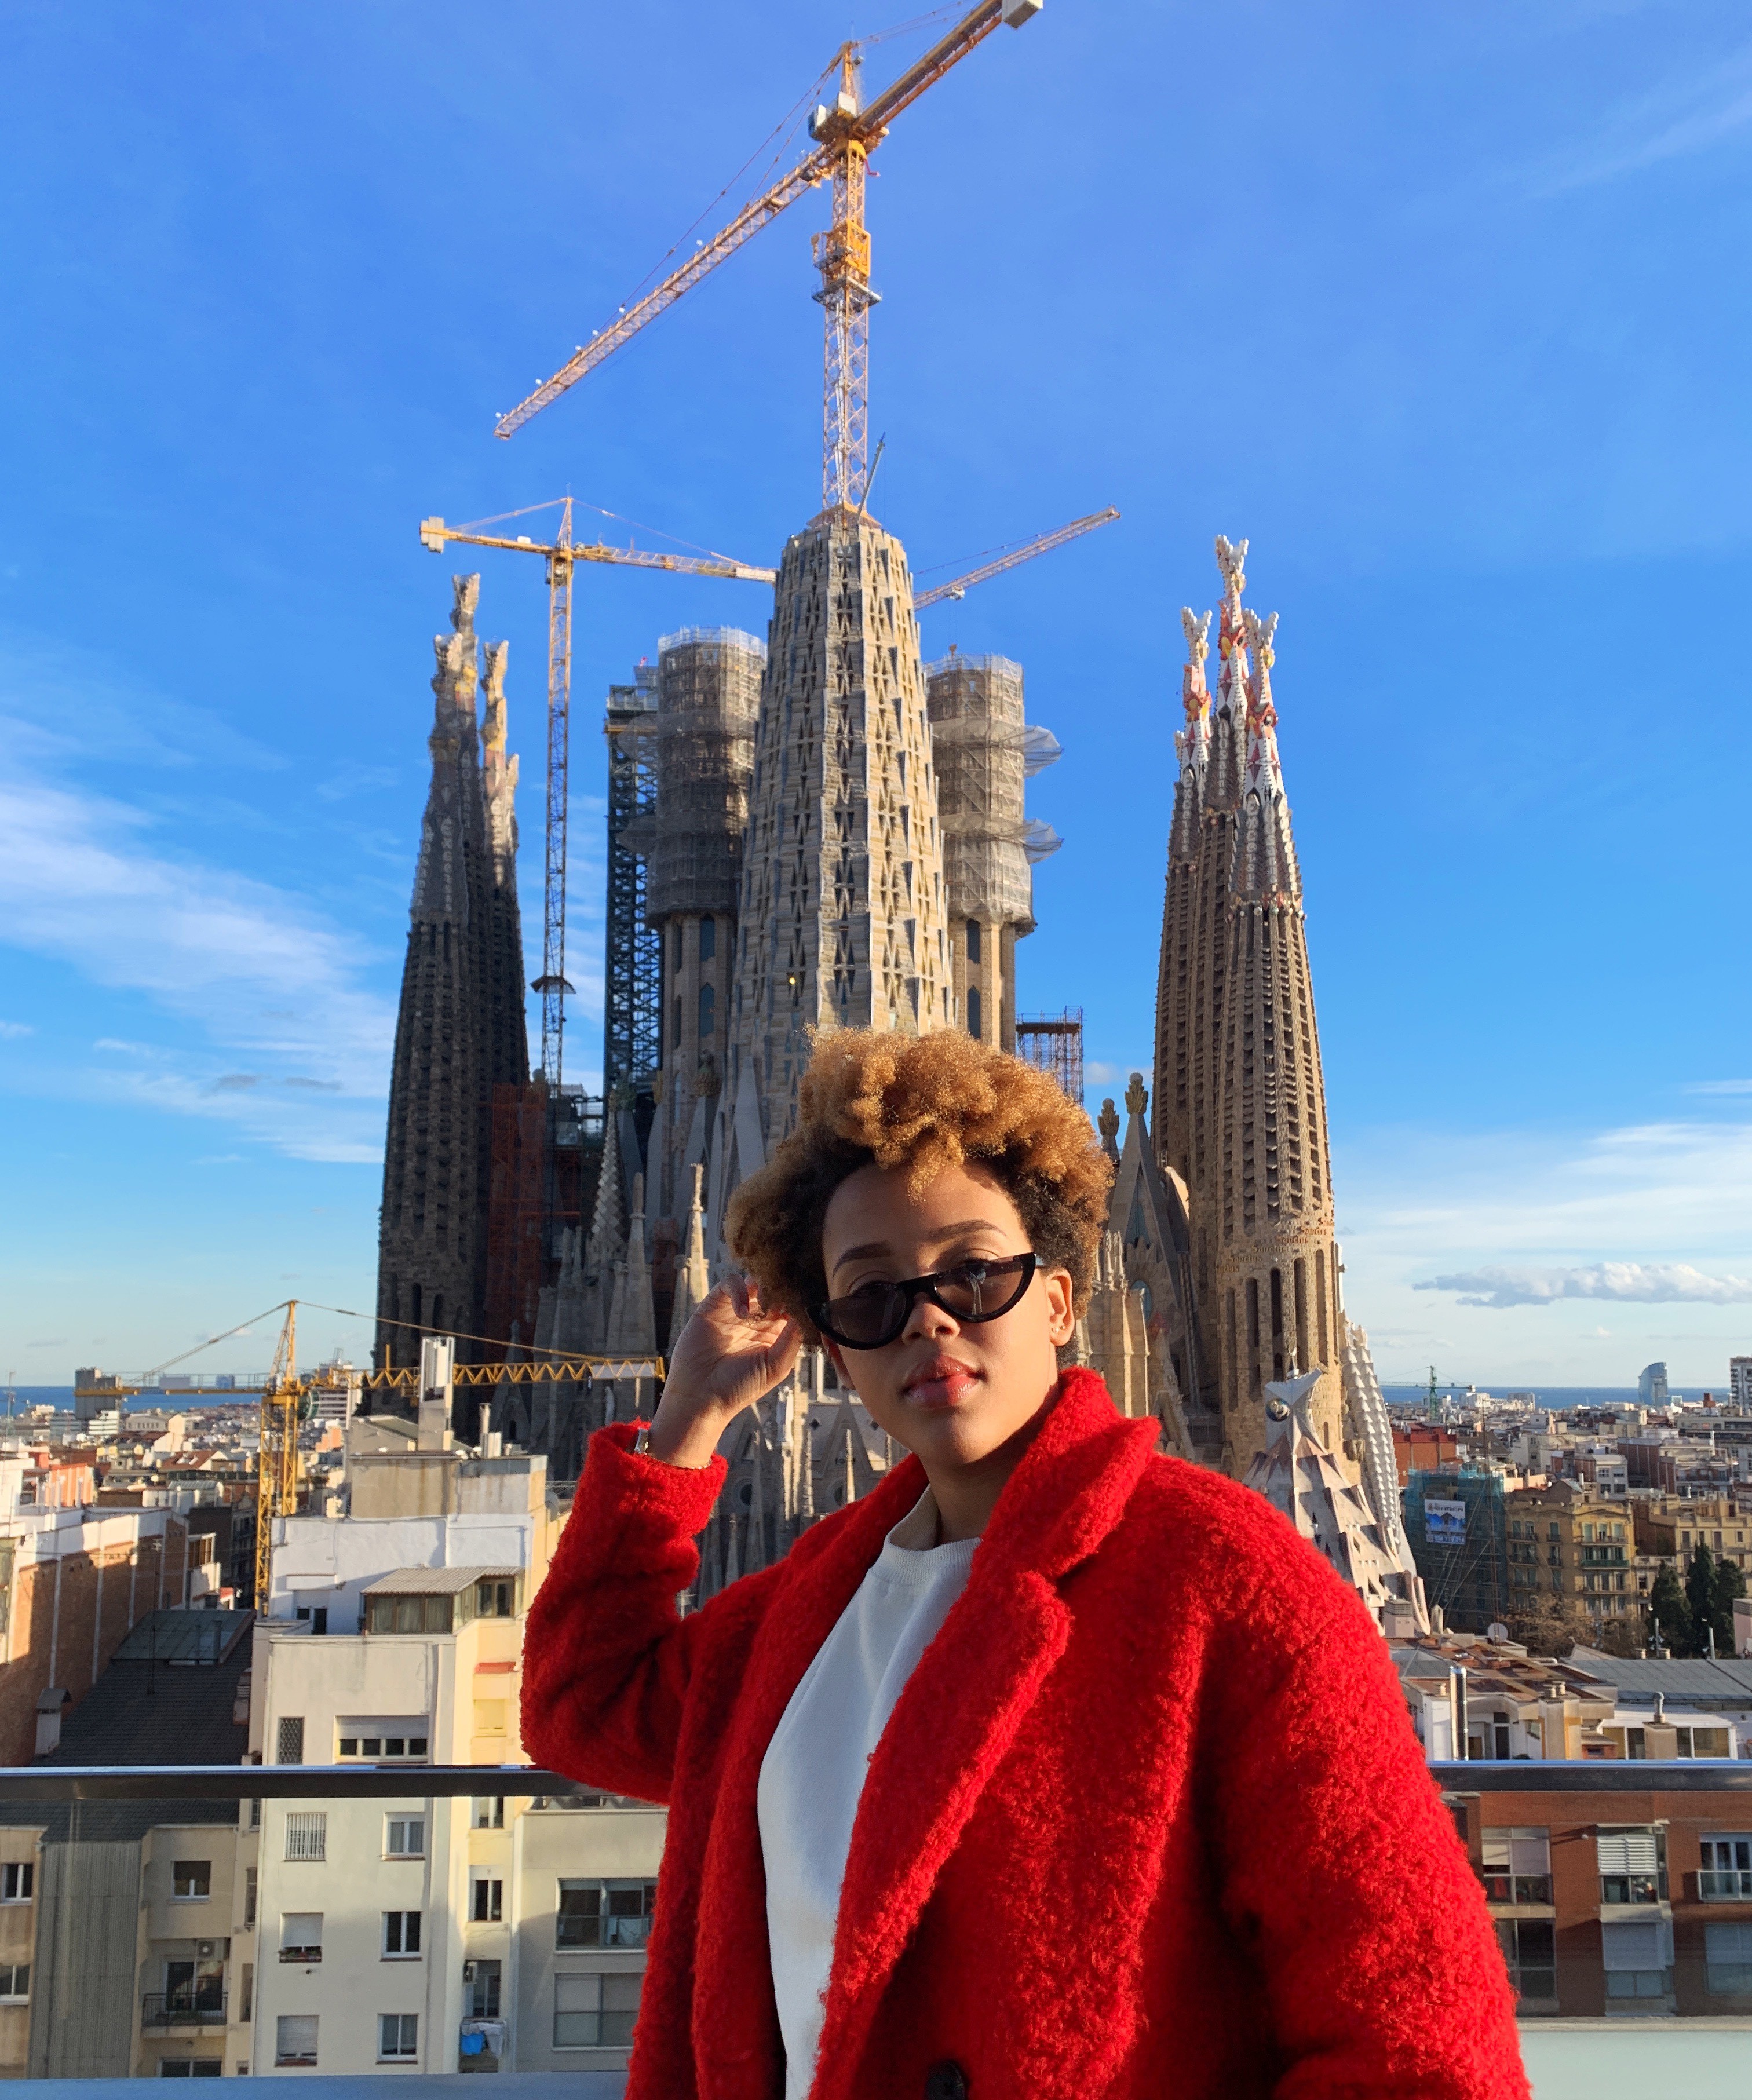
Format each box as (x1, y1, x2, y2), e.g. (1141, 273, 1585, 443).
(1211, 597, 1339, 1466)
(603, 666, 661, 1104)
(723, 510, 950, 1164)
(377, 576, 526, 1368)
(924, 649, 1062, 1053)
(1152, 607, 1211, 1188)
(647, 626, 763, 1218)
(1186, 539, 1250, 1331)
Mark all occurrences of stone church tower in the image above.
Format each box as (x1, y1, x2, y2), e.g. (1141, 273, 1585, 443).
(375, 576, 529, 1369)
(720, 510, 949, 1171)
(1147, 540, 1341, 1473)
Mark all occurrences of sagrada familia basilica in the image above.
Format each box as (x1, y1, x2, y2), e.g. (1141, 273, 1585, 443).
(373, 520, 1425, 1630)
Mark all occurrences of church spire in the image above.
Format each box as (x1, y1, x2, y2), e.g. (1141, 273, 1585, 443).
(1154, 605, 1213, 1186)
(1231, 609, 1300, 904)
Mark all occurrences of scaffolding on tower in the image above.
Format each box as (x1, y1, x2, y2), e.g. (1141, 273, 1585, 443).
(1016, 1008, 1085, 1108)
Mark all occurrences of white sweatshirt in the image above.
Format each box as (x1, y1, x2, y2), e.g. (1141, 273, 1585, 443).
(757, 1488, 979, 2100)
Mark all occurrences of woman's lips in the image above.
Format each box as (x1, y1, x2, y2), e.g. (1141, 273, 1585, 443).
(902, 1357, 981, 1409)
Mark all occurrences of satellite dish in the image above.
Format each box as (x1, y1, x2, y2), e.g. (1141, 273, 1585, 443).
(1487, 1621, 1510, 1643)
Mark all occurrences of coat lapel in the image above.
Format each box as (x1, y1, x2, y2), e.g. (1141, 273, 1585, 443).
(810, 1372, 1158, 2086)
(691, 1455, 926, 2099)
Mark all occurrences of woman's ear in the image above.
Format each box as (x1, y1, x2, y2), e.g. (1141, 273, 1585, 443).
(1043, 1266, 1076, 1347)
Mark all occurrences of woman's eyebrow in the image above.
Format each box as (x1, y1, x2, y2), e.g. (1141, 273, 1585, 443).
(828, 1221, 1011, 1279)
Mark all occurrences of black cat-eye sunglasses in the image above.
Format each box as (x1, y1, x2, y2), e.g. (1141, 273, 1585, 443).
(812, 1252, 1038, 1352)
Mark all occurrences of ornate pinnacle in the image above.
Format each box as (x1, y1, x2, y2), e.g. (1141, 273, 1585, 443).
(1214, 536, 1248, 664)
(482, 640, 509, 754)
(1180, 607, 1212, 728)
(1243, 609, 1279, 732)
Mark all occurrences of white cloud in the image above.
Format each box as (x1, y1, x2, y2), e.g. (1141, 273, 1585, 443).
(0, 1021, 32, 1039)
(1416, 1261, 1752, 1311)
(1686, 1079, 1752, 1096)
(1530, 41, 1752, 194)
(0, 711, 395, 1162)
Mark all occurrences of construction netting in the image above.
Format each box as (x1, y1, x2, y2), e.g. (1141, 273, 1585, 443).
(924, 652, 1059, 929)
(648, 627, 766, 921)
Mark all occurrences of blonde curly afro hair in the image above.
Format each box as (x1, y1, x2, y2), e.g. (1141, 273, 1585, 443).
(726, 1028, 1114, 1339)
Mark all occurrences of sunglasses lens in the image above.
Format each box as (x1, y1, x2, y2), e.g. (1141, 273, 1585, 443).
(819, 1285, 904, 1349)
(935, 1258, 1028, 1321)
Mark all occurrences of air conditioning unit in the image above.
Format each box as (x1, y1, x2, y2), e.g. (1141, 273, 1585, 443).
(196, 1941, 217, 1959)
(462, 1961, 476, 1984)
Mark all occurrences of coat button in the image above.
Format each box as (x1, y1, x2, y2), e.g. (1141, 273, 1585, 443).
(925, 2064, 968, 2100)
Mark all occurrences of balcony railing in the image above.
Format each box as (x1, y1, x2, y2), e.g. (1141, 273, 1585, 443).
(2, 1759, 1750, 2096)
(141, 1993, 227, 2028)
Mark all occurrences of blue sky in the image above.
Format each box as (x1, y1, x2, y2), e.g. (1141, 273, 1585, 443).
(2, 0, 1750, 1389)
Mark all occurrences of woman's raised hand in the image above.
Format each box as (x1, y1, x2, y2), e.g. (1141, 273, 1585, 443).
(645, 1275, 802, 1468)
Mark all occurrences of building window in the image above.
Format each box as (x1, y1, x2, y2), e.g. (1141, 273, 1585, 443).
(557, 1879, 658, 1950)
(473, 1798, 505, 1830)
(698, 981, 716, 1039)
(279, 1913, 323, 1964)
(1598, 1828, 1666, 1906)
(965, 918, 981, 965)
(0, 1966, 28, 2003)
(476, 1578, 516, 1619)
(553, 1971, 643, 2050)
(239, 1964, 253, 2021)
(385, 1817, 425, 1858)
(337, 1722, 430, 1761)
(283, 1813, 326, 1864)
(1481, 1828, 1552, 1906)
(171, 1860, 211, 1900)
(0, 1863, 33, 1902)
(1494, 1920, 1554, 2007)
(1602, 1918, 1673, 1999)
(156, 2061, 221, 2078)
(275, 2015, 319, 2068)
(465, 1959, 502, 2019)
(1701, 1836, 1752, 1901)
(1706, 1922, 1752, 1994)
(966, 985, 982, 1041)
(366, 1594, 455, 1634)
(474, 1699, 508, 1737)
(276, 1716, 305, 1765)
(472, 1878, 503, 1923)
(162, 1958, 225, 2015)
(383, 1911, 422, 1957)
(378, 2013, 418, 2061)
(244, 1868, 257, 1929)
(699, 915, 716, 962)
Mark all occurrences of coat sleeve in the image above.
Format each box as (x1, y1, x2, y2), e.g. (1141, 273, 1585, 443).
(520, 1422, 783, 1805)
(1204, 1578, 1528, 2100)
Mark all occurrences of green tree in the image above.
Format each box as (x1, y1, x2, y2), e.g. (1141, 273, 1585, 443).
(1648, 1560, 1693, 1656)
(1686, 1543, 1720, 1651)
(1709, 1555, 1748, 1658)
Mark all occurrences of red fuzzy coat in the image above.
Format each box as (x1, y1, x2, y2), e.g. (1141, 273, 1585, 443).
(523, 1369, 1527, 2100)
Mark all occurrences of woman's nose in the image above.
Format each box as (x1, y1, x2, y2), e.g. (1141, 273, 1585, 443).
(901, 1288, 958, 1344)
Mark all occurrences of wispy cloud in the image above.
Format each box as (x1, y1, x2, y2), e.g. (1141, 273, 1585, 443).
(0, 1021, 33, 1040)
(0, 664, 396, 1159)
(1530, 41, 1752, 194)
(1417, 1261, 1752, 1311)
(1686, 1079, 1752, 1097)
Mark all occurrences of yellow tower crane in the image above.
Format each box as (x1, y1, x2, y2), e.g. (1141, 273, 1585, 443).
(914, 507, 1120, 609)
(491, 0, 1046, 512)
(254, 1301, 304, 1610)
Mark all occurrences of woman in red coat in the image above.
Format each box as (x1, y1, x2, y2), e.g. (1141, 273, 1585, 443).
(523, 1029, 1526, 2100)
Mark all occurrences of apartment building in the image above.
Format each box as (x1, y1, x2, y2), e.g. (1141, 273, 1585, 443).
(1451, 1780, 1752, 2017)
(0, 1606, 253, 2079)
(1632, 1494, 1752, 1574)
(1506, 1481, 1636, 1634)
(248, 1426, 665, 2075)
(0, 1445, 194, 1763)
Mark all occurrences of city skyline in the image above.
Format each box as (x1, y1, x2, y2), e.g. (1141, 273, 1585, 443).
(3, 2, 1751, 1384)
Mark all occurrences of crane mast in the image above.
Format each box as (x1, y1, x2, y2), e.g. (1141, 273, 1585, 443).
(253, 1301, 301, 1612)
(491, 0, 1044, 517)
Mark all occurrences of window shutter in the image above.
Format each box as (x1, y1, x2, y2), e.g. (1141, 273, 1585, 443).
(280, 1912, 322, 1952)
(1597, 1831, 1659, 1875)
(1705, 1923, 1752, 1962)
(1601, 1920, 1662, 1970)
(1509, 1835, 1550, 1876)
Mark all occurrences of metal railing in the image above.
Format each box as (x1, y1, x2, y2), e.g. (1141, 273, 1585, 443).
(1700, 1868, 1752, 1899)
(141, 1993, 227, 2028)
